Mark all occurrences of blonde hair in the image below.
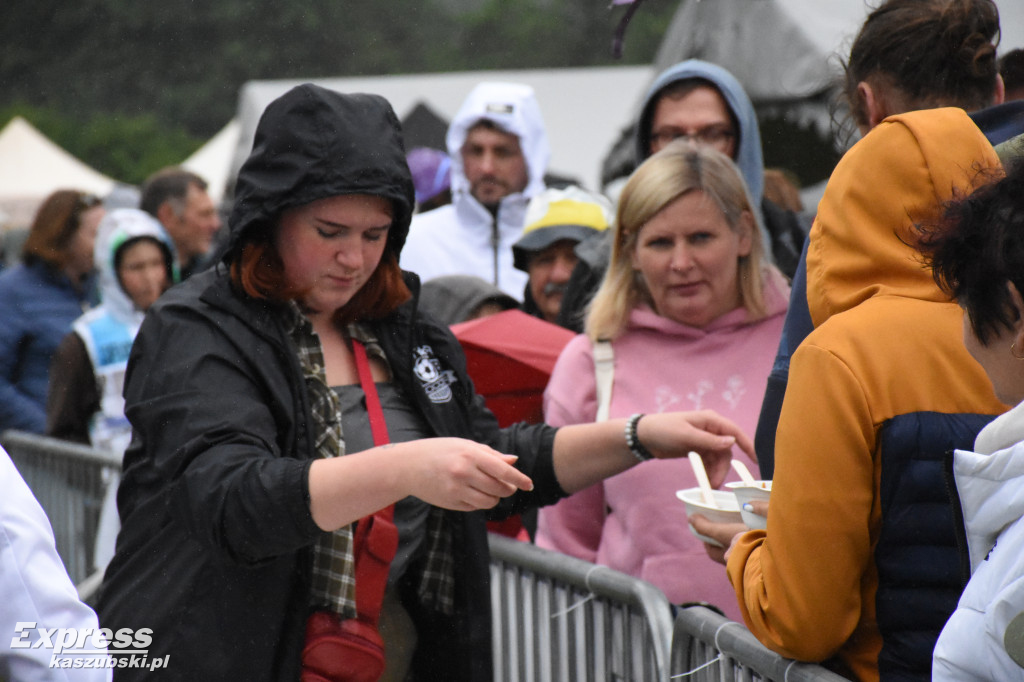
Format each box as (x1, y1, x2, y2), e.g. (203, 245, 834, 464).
(586, 141, 769, 341)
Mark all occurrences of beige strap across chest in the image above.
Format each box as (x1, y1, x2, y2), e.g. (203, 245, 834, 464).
(593, 339, 614, 423)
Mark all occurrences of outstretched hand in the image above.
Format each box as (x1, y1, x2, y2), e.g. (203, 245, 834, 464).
(636, 410, 754, 488)
(400, 438, 534, 512)
(308, 437, 534, 532)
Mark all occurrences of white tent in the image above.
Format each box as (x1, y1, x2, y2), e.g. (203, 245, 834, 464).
(654, 0, 1024, 107)
(0, 116, 118, 230)
(182, 118, 240, 205)
(230, 66, 655, 193)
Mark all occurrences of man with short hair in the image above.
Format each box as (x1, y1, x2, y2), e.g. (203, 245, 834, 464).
(635, 60, 807, 278)
(140, 167, 222, 280)
(512, 187, 610, 323)
(646, 80, 738, 158)
(401, 82, 550, 299)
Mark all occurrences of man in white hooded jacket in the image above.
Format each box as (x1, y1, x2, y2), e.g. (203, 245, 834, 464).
(401, 81, 550, 300)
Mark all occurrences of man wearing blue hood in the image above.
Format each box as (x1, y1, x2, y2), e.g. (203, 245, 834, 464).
(557, 60, 808, 332)
(635, 60, 805, 278)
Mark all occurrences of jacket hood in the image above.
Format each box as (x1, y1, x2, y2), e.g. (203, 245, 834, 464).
(418, 274, 518, 326)
(446, 82, 550, 202)
(806, 108, 1001, 328)
(635, 60, 764, 206)
(226, 83, 415, 261)
(93, 208, 174, 324)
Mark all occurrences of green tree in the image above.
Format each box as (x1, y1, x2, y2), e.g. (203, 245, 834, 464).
(0, 0, 675, 183)
(0, 103, 202, 185)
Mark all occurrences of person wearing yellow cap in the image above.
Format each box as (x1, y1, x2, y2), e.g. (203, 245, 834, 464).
(512, 186, 612, 324)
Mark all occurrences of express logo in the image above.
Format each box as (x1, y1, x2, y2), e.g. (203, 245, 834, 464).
(11, 622, 170, 672)
(10, 622, 151, 654)
(413, 345, 457, 404)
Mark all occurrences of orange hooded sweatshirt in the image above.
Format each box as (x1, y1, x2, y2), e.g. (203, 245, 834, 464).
(726, 108, 1007, 682)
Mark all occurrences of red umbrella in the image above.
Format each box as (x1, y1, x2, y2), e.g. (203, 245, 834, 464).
(451, 309, 576, 427)
(452, 309, 576, 540)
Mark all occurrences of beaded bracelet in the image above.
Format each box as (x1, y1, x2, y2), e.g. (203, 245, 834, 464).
(625, 413, 654, 462)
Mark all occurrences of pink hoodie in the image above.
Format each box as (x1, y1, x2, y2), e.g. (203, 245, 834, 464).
(536, 268, 789, 619)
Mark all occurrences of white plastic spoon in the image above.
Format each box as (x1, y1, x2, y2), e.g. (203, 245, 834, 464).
(731, 459, 758, 487)
(688, 451, 717, 508)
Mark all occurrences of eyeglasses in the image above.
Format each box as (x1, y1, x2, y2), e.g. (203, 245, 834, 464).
(650, 125, 736, 152)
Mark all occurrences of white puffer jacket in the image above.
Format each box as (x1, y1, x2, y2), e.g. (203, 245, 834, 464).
(933, 400, 1024, 680)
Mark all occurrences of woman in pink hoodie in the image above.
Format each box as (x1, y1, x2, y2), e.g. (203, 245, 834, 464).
(535, 141, 788, 619)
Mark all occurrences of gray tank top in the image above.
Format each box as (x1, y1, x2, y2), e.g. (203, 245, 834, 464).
(333, 382, 433, 587)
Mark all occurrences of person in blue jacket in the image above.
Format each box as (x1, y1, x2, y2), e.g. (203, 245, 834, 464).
(0, 189, 104, 434)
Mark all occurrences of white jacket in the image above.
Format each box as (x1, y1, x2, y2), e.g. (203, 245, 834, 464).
(401, 82, 550, 300)
(933, 400, 1024, 680)
(1, 446, 111, 681)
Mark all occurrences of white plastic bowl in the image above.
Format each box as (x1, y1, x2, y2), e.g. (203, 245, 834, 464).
(676, 488, 742, 547)
(725, 480, 772, 529)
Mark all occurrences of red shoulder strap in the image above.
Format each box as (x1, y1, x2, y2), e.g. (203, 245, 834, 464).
(352, 338, 390, 448)
(351, 338, 397, 625)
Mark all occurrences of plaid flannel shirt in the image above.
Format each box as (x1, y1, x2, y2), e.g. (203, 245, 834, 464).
(284, 303, 454, 618)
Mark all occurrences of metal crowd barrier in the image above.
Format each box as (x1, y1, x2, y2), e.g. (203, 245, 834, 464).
(671, 605, 850, 681)
(488, 532, 674, 681)
(0, 428, 860, 681)
(1, 429, 121, 596)
(489, 534, 849, 682)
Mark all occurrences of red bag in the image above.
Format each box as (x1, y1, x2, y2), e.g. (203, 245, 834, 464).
(300, 339, 398, 682)
(301, 612, 385, 682)
(300, 510, 397, 682)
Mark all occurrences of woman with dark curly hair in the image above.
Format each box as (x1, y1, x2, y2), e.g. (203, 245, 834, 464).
(918, 160, 1024, 679)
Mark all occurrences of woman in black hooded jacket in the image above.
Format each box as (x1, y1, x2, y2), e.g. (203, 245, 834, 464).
(96, 83, 751, 681)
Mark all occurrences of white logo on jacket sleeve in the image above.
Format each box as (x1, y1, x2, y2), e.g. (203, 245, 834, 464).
(413, 345, 457, 403)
